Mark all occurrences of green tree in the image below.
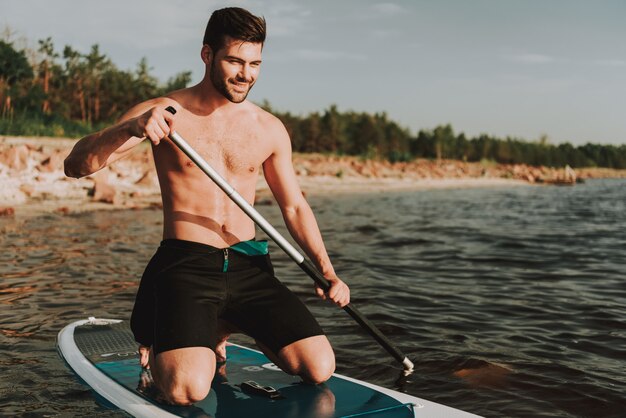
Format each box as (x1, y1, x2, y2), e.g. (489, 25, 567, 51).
(0, 40, 33, 117)
(319, 105, 342, 153)
(134, 57, 159, 102)
(432, 124, 455, 160)
(84, 44, 112, 123)
(412, 129, 435, 158)
(161, 71, 193, 94)
(350, 114, 384, 158)
(37, 37, 59, 114)
(62, 45, 88, 121)
(300, 112, 322, 153)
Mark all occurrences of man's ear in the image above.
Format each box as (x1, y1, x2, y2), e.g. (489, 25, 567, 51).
(201, 44, 212, 64)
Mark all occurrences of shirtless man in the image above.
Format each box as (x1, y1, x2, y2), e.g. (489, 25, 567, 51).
(64, 7, 349, 406)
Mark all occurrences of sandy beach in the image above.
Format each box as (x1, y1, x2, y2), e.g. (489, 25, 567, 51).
(1, 135, 624, 217)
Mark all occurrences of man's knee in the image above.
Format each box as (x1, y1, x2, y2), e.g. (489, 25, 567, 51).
(298, 353, 336, 384)
(276, 336, 336, 384)
(159, 374, 212, 405)
(153, 347, 216, 405)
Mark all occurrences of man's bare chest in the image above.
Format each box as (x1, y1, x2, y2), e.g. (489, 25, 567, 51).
(169, 118, 271, 175)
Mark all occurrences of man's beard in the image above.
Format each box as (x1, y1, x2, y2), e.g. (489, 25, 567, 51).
(210, 62, 254, 103)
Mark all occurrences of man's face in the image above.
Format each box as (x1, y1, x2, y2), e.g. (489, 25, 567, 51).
(208, 37, 262, 103)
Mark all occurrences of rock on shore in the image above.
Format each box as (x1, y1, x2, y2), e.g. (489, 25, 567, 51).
(1, 136, 624, 216)
(292, 153, 604, 184)
(0, 137, 161, 215)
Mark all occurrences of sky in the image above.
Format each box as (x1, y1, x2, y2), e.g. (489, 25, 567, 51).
(1, 0, 625, 146)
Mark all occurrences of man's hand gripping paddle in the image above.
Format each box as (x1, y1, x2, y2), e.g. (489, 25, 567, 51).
(162, 106, 414, 374)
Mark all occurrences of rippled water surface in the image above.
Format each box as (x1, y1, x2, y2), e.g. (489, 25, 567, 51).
(1, 179, 625, 417)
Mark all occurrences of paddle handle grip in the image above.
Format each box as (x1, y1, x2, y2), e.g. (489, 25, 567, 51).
(299, 259, 414, 371)
(298, 259, 331, 292)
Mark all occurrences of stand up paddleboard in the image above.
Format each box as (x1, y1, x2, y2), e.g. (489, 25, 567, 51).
(57, 318, 480, 417)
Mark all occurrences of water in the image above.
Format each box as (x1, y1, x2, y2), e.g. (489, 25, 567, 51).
(1, 179, 625, 417)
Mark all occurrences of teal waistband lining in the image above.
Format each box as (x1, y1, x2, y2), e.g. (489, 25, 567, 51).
(229, 240, 269, 256)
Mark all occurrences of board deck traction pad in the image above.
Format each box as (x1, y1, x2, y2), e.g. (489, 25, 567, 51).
(61, 318, 416, 418)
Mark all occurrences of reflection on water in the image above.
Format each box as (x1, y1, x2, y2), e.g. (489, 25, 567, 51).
(1, 179, 625, 417)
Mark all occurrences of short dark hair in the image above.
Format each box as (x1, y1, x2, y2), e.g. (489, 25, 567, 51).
(203, 7, 266, 53)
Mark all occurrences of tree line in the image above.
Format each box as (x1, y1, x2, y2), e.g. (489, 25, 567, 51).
(0, 36, 190, 137)
(266, 105, 625, 169)
(1, 35, 624, 169)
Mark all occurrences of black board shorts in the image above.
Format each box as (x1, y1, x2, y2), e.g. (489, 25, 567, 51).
(130, 239, 324, 356)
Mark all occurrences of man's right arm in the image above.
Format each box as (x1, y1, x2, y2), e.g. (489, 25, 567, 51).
(64, 99, 177, 178)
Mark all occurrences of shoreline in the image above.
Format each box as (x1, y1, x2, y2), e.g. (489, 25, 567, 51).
(2, 135, 625, 217)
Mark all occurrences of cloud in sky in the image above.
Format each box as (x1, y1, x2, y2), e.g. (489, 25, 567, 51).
(250, 0, 312, 37)
(293, 49, 367, 61)
(593, 59, 626, 67)
(268, 48, 367, 62)
(1, 0, 624, 144)
(370, 2, 405, 16)
(1, 0, 211, 49)
(504, 53, 556, 64)
(370, 28, 401, 40)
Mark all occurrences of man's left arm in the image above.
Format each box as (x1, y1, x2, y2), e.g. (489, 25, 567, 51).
(263, 122, 350, 308)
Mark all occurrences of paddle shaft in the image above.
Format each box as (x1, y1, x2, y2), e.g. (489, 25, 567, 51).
(163, 107, 414, 372)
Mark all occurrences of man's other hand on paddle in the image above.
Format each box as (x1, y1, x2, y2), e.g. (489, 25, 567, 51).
(316, 274, 350, 308)
(131, 106, 177, 146)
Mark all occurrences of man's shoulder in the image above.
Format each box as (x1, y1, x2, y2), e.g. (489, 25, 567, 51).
(245, 101, 286, 135)
(144, 96, 183, 113)
(121, 96, 181, 121)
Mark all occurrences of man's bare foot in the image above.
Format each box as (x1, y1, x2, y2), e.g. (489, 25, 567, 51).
(136, 368, 154, 394)
(215, 320, 239, 363)
(215, 341, 227, 363)
(215, 327, 229, 363)
(215, 362, 228, 382)
(138, 345, 151, 369)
